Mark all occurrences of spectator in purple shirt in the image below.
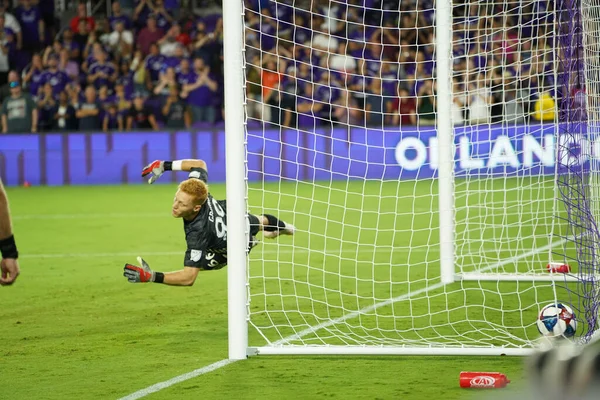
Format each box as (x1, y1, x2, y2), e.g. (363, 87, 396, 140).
(61, 28, 81, 62)
(133, 0, 153, 29)
(117, 61, 135, 98)
(176, 58, 194, 86)
(109, 1, 132, 31)
(41, 55, 70, 97)
(161, 44, 186, 76)
(22, 53, 44, 97)
(191, 20, 218, 63)
(88, 51, 117, 90)
(103, 103, 123, 132)
(152, 0, 174, 32)
(181, 57, 218, 124)
(58, 48, 79, 82)
(144, 43, 166, 92)
(13, 0, 44, 51)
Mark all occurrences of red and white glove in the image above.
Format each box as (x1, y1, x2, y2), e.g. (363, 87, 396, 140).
(142, 160, 166, 184)
(123, 257, 155, 283)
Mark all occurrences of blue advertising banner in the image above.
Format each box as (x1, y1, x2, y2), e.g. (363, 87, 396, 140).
(0, 124, 573, 186)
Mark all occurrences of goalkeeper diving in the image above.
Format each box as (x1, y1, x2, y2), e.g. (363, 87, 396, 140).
(122, 159, 294, 286)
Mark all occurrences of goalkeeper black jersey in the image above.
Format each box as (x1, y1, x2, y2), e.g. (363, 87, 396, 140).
(183, 168, 229, 270)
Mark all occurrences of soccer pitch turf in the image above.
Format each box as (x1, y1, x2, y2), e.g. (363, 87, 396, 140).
(1, 180, 557, 399)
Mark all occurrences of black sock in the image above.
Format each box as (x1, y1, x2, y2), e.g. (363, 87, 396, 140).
(263, 214, 286, 232)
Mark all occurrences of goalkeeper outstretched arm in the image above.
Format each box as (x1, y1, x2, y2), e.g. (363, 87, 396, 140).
(141, 159, 208, 183)
(124, 257, 200, 286)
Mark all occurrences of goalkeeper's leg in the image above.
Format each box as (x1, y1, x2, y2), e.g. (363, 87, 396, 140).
(249, 213, 295, 239)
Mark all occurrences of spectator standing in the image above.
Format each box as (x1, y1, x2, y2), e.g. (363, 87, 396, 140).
(468, 73, 492, 125)
(13, 0, 44, 52)
(1, 79, 37, 133)
(127, 93, 158, 130)
(260, 58, 281, 123)
(61, 28, 81, 62)
(152, 0, 174, 32)
(103, 103, 123, 132)
(0, 70, 18, 105)
(0, 15, 11, 85)
(391, 87, 417, 126)
(144, 43, 166, 94)
(181, 57, 218, 124)
(21, 54, 43, 97)
(451, 78, 466, 126)
(133, 0, 153, 30)
(137, 14, 164, 57)
(114, 82, 131, 115)
(163, 85, 191, 129)
(109, 1, 132, 31)
(0, 5, 22, 50)
(73, 19, 90, 54)
(41, 54, 70, 97)
(191, 20, 217, 62)
(88, 51, 117, 90)
(70, 1, 95, 33)
(153, 66, 176, 98)
(76, 85, 101, 131)
(58, 48, 79, 82)
(36, 82, 56, 131)
(107, 21, 133, 62)
(117, 61, 135, 98)
(54, 90, 77, 130)
(364, 78, 387, 127)
(416, 79, 436, 126)
(503, 80, 526, 124)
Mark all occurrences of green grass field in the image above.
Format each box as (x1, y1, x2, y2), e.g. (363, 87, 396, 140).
(1, 179, 568, 399)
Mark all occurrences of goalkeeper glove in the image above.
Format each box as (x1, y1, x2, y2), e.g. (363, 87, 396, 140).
(123, 257, 155, 283)
(142, 160, 172, 184)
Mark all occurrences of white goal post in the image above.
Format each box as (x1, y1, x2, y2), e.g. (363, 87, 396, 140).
(224, 0, 594, 357)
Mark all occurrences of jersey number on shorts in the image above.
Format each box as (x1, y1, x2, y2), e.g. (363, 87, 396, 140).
(211, 198, 227, 239)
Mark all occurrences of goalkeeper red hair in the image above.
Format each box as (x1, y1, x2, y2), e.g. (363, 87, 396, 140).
(178, 178, 209, 206)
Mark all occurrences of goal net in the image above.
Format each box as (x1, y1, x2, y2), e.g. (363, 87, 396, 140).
(233, 0, 595, 354)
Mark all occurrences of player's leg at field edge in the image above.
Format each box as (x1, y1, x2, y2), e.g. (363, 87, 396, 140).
(255, 214, 295, 238)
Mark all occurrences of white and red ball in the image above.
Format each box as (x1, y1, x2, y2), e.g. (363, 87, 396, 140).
(536, 303, 577, 338)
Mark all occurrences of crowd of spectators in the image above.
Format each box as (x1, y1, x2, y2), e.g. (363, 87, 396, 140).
(245, 0, 558, 129)
(0, 0, 558, 133)
(1, 0, 224, 133)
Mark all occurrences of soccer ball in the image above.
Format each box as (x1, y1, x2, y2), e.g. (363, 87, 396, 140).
(536, 303, 577, 338)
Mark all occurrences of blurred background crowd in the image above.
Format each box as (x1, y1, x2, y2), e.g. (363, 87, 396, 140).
(0, 0, 559, 133)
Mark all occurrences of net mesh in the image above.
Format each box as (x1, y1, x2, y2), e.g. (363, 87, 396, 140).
(242, 0, 586, 349)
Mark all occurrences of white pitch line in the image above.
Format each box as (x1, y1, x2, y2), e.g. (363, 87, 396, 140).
(20, 247, 442, 259)
(117, 359, 237, 400)
(13, 213, 169, 220)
